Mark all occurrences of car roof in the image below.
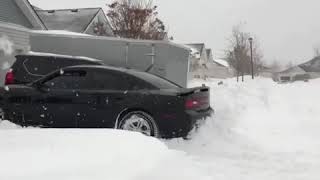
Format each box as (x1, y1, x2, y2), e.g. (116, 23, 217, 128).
(63, 65, 129, 73)
(16, 51, 103, 63)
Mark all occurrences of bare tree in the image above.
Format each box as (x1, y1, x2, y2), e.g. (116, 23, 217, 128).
(270, 60, 281, 72)
(285, 61, 294, 69)
(314, 46, 320, 57)
(225, 24, 263, 78)
(106, 0, 168, 40)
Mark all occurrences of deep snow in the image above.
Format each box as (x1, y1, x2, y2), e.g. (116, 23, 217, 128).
(167, 77, 320, 179)
(1, 77, 320, 179)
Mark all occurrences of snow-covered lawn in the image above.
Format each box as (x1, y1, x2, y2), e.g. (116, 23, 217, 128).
(1, 77, 320, 179)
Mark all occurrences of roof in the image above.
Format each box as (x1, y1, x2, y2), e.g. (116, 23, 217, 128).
(279, 66, 306, 74)
(65, 65, 128, 73)
(18, 51, 102, 63)
(299, 56, 320, 72)
(36, 8, 101, 33)
(32, 30, 91, 36)
(32, 5, 42, 10)
(186, 43, 205, 54)
(214, 59, 229, 67)
(0, 0, 46, 29)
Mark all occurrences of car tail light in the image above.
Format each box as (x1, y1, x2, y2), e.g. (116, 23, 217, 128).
(185, 99, 200, 109)
(5, 69, 14, 85)
(185, 97, 209, 110)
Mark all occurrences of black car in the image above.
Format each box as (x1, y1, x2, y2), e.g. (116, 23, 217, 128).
(0, 65, 213, 138)
(4, 52, 103, 85)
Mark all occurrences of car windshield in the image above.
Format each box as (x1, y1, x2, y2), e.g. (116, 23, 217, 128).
(130, 71, 181, 89)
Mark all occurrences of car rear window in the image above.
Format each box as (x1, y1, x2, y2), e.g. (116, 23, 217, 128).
(130, 71, 181, 89)
(23, 57, 75, 76)
(23, 57, 100, 76)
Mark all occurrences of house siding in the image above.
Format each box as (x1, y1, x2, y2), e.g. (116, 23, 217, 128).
(0, 23, 30, 50)
(0, 0, 33, 28)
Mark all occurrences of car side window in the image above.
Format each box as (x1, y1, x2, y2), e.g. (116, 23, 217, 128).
(92, 71, 127, 90)
(91, 71, 151, 90)
(43, 70, 87, 90)
(124, 74, 154, 90)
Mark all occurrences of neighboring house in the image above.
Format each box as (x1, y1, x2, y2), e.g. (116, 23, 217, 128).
(186, 43, 208, 63)
(185, 43, 208, 78)
(0, 0, 46, 30)
(275, 66, 309, 82)
(275, 56, 320, 82)
(184, 44, 233, 79)
(299, 56, 320, 79)
(205, 58, 234, 79)
(36, 8, 114, 37)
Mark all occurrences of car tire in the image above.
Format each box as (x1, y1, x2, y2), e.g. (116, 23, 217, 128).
(118, 111, 160, 138)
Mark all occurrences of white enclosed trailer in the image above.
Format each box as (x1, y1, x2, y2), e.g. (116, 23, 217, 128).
(30, 31, 191, 87)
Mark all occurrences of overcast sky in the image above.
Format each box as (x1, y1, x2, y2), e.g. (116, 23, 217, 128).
(31, 0, 320, 65)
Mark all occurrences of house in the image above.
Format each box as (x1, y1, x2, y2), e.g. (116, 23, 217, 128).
(186, 43, 208, 63)
(205, 58, 234, 79)
(275, 57, 320, 82)
(299, 56, 320, 79)
(0, 0, 46, 30)
(275, 66, 308, 82)
(36, 8, 114, 37)
(184, 43, 209, 78)
(184, 44, 234, 79)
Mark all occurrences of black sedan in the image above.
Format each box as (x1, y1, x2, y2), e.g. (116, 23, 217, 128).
(0, 65, 213, 138)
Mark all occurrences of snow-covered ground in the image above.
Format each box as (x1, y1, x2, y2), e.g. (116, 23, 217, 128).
(1, 77, 320, 179)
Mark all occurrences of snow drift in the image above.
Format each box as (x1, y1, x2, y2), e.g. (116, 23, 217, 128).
(167, 77, 320, 179)
(0, 129, 210, 180)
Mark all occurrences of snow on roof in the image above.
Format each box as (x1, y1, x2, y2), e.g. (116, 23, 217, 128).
(36, 8, 101, 33)
(214, 59, 229, 67)
(24, 51, 102, 62)
(32, 30, 91, 36)
(299, 56, 320, 72)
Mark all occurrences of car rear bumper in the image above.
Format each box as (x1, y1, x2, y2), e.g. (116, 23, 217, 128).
(159, 107, 214, 139)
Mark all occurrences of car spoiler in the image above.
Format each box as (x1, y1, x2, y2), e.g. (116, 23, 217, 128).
(178, 85, 210, 96)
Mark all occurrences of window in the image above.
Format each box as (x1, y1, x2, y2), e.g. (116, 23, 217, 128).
(24, 57, 76, 76)
(91, 70, 152, 90)
(43, 71, 87, 90)
(91, 71, 127, 90)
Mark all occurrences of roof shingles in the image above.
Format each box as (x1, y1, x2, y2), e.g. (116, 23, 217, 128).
(36, 8, 100, 33)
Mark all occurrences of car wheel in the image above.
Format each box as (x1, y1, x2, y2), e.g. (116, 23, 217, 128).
(118, 111, 160, 138)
